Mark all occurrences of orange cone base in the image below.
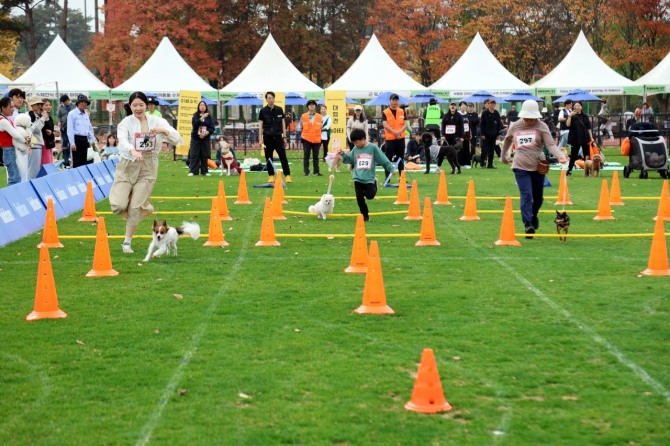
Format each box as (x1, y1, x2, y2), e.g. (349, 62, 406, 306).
(255, 240, 281, 247)
(610, 201, 624, 206)
(416, 240, 441, 246)
(404, 399, 452, 414)
(78, 216, 97, 222)
(554, 200, 573, 205)
(86, 268, 119, 277)
(235, 200, 252, 204)
(219, 216, 233, 221)
(653, 216, 670, 221)
(641, 268, 670, 276)
(459, 216, 481, 221)
(495, 239, 521, 247)
(37, 241, 64, 248)
(404, 215, 423, 221)
(344, 265, 368, 274)
(354, 304, 395, 314)
(204, 240, 230, 247)
(593, 215, 616, 221)
(434, 200, 451, 205)
(394, 200, 410, 205)
(272, 216, 287, 221)
(26, 309, 67, 321)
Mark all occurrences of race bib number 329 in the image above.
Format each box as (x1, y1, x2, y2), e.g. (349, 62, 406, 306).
(134, 132, 156, 152)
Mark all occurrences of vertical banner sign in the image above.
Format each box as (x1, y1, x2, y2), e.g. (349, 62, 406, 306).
(176, 90, 201, 157)
(326, 90, 347, 152)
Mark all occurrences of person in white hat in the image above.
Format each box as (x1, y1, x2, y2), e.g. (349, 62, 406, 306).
(501, 100, 567, 238)
(26, 95, 48, 179)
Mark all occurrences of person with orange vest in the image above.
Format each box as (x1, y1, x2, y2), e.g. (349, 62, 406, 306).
(301, 99, 324, 176)
(382, 93, 410, 176)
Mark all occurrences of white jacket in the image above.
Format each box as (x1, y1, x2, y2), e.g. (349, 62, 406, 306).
(117, 114, 182, 161)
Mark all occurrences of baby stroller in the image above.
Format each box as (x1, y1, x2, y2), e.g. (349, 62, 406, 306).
(623, 122, 668, 179)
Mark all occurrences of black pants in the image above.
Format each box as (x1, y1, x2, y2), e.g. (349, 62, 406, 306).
(322, 137, 329, 159)
(384, 138, 405, 175)
(480, 134, 498, 167)
(72, 135, 91, 168)
(567, 142, 590, 173)
(189, 137, 210, 174)
(302, 139, 321, 175)
(354, 181, 378, 218)
(458, 138, 471, 165)
(264, 134, 290, 176)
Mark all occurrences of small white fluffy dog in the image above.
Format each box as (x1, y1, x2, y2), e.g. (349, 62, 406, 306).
(13, 113, 33, 182)
(144, 220, 201, 262)
(308, 194, 335, 220)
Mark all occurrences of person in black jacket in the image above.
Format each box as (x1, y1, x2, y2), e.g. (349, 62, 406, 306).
(466, 102, 480, 161)
(480, 99, 503, 168)
(259, 91, 291, 183)
(188, 101, 215, 176)
(565, 100, 593, 176)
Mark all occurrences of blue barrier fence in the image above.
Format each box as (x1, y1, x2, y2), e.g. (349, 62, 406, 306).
(0, 159, 118, 248)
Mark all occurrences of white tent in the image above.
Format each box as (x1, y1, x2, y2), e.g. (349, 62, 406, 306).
(220, 33, 322, 95)
(10, 35, 110, 99)
(635, 51, 670, 95)
(326, 34, 426, 97)
(533, 31, 640, 96)
(0, 73, 11, 84)
(113, 37, 217, 100)
(429, 33, 530, 97)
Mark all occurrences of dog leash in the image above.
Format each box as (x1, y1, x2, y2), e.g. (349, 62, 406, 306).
(326, 174, 334, 195)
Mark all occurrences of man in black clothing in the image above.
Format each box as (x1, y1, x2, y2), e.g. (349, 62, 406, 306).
(426, 100, 463, 173)
(259, 91, 291, 183)
(466, 102, 480, 160)
(507, 104, 519, 123)
(480, 99, 503, 168)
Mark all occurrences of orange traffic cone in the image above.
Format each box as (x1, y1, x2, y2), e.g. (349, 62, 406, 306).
(609, 171, 624, 206)
(495, 196, 521, 246)
(459, 180, 480, 221)
(217, 180, 233, 221)
(26, 245, 67, 321)
(256, 197, 281, 246)
(345, 215, 368, 273)
(204, 198, 229, 247)
(404, 348, 453, 414)
(394, 171, 410, 205)
(37, 198, 63, 248)
(641, 217, 670, 276)
(404, 180, 422, 221)
(354, 241, 394, 314)
(434, 170, 451, 205)
(78, 180, 97, 222)
(271, 196, 286, 220)
(416, 198, 440, 246)
(275, 171, 287, 204)
(86, 217, 119, 277)
(593, 180, 615, 221)
(653, 180, 670, 222)
(554, 170, 573, 205)
(235, 170, 252, 204)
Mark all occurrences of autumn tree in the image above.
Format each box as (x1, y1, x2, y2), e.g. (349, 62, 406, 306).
(2, 0, 57, 64)
(366, 0, 463, 86)
(86, 0, 222, 87)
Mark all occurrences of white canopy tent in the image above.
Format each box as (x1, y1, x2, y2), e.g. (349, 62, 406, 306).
(429, 33, 530, 97)
(10, 35, 110, 99)
(326, 34, 426, 98)
(0, 73, 11, 84)
(220, 33, 322, 97)
(113, 37, 218, 100)
(533, 31, 641, 96)
(635, 50, 670, 95)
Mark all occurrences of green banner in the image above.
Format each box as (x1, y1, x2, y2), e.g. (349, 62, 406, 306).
(642, 85, 666, 95)
(202, 91, 218, 100)
(430, 90, 450, 99)
(535, 88, 557, 96)
(89, 91, 111, 100)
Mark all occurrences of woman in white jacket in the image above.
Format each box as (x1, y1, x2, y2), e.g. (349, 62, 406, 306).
(109, 91, 182, 254)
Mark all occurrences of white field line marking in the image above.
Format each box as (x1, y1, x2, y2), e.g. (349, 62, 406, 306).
(135, 205, 262, 446)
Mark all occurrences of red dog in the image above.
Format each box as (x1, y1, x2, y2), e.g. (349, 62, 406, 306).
(220, 140, 242, 176)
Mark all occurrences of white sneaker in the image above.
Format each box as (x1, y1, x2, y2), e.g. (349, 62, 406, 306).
(463, 165, 471, 169)
(188, 173, 194, 176)
(433, 166, 441, 174)
(205, 173, 211, 177)
(121, 243, 134, 254)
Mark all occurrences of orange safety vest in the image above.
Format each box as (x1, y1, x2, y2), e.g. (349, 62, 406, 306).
(383, 107, 405, 141)
(301, 112, 323, 144)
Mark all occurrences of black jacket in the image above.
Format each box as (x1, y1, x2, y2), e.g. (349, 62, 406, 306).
(191, 113, 215, 140)
(480, 109, 502, 136)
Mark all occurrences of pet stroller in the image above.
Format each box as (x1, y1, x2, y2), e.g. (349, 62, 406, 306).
(623, 122, 668, 179)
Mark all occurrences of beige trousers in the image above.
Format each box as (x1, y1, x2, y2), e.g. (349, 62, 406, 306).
(109, 157, 158, 227)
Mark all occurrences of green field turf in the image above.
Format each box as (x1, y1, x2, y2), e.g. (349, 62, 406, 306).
(1, 148, 669, 445)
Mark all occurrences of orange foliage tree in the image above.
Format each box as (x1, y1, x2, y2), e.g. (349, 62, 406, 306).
(86, 0, 222, 87)
(366, 0, 463, 86)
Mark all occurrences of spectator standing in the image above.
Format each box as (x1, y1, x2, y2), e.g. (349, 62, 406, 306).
(67, 95, 95, 168)
(423, 97, 442, 138)
(480, 99, 503, 168)
(41, 98, 58, 166)
(458, 100, 472, 167)
(507, 104, 519, 123)
(57, 94, 73, 168)
(301, 99, 323, 176)
(320, 105, 331, 160)
(0, 96, 29, 185)
(427, 100, 463, 173)
(188, 101, 215, 176)
(557, 100, 573, 150)
(26, 95, 46, 179)
(146, 96, 162, 117)
(598, 99, 614, 143)
(382, 93, 409, 176)
(259, 91, 291, 183)
(641, 102, 654, 123)
(565, 100, 593, 176)
(466, 102, 480, 156)
(8, 88, 25, 122)
(346, 105, 368, 149)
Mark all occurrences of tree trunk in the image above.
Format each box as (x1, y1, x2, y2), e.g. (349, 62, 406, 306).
(62, 0, 68, 42)
(94, 0, 98, 33)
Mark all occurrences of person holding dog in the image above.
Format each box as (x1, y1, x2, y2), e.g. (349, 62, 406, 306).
(301, 99, 323, 176)
(502, 100, 567, 237)
(110, 91, 181, 254)
(336, 128, 395, 222)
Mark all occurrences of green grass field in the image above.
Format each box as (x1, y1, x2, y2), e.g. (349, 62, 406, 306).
(1, 148, 670, 445)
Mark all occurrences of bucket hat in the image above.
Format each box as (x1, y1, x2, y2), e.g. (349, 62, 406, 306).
(518, 100, 542, 119)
